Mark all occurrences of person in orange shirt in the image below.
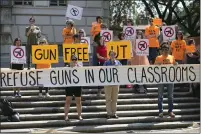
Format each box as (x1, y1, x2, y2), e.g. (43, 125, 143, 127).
(90, 16, 102, 41)
(62, 19, 77, 44)
(35, 38, 51, 97)
(170, 31, 186, 64)
(145, 18, 160, 64)
(155, 42, 177, 118)
(186, 39, 199, 64)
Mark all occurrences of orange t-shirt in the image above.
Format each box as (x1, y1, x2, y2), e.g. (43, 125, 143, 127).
(36, 64, 51, 69)
(186, 44, 196, 53)
(155, 55, 176, 65)
(145, 25, 160, 48)
(90, 23, 101, 39)
(171, 39, 186, 60)
(62, 27, 76, 44)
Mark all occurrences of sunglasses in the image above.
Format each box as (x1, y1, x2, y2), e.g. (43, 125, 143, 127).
(79, 32, 84, 34)
(162, 48, 169, 51)
(71, 58, 77, 61)
(39, 42, 45, 44)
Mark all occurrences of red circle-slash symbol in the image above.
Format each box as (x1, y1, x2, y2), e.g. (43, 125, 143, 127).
(138, 41, 148, 51)
(81, 38, 88, 44)
(164, 27, 174, 37)
(102, 32, 111, 42)
(125, 27, 134, 36)
(13, 47, 24, 58)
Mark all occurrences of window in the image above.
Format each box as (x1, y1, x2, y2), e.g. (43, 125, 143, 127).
(14, 0, 33, 5)
(50, 0, 67, 6)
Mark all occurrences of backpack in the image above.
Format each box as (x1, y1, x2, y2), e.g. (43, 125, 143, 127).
(0, 99, 20, 122)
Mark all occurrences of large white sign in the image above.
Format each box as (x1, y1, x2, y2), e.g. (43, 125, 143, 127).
(135, 39, 149, 56)
(66, 4, 83, 20)
(1, 65, 199, 88)
(162, 25, 176, 41)
(10, 46, 26, 64)
(100, 30, 113, 42)
(123, 26, 136, 40)
(81, 37, 91, 53)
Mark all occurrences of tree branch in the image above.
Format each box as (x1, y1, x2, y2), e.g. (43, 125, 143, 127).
(152, 0, 162, 18)
(141, 0, 155, 17)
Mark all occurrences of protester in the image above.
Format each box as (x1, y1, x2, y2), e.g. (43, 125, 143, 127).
(158, 22, 167, 45)
(35, 38, 51, 97)
(154, 42, 176, 118)
(186, 39, 199, 64)
(96, 34, 108, 96)
(25, 17, 41, 69)
(64, 55, 83, 121)
(78, 29, 86, 39)
(118, 32, 132, 88)
(62, 19, 77, 44)
(170, 31, 186, 64)
(126, 18, 134, 26)
(73, 34, 83, 66)
(130, 31, 149, 93)
(103, 50, 122, 119)
(145, 18, 160, 64)
(90, 16, 102, 40)
(10, 38, 24, 97)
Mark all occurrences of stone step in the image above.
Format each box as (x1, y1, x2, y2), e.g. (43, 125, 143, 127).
(1, 121, 199, 133)
(0, 87, 190, 95)
(51, 121, 200, 133)
(1, 108, 199, 122)
(1, 92, 194, 102)
(1, 115, 199, 129)
(8, 97, 200, 108)
(0, 103, 199, 115)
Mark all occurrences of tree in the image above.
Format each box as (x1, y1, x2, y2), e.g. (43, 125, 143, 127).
(138, 0, 200, 36)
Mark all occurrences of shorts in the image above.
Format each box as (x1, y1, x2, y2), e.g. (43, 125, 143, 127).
(65, 86, 82, 97)
(148, 47, 158, 61)
(10, 64, 24, 70)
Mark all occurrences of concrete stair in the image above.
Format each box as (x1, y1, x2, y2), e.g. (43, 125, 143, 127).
(0, 86, 200, 133)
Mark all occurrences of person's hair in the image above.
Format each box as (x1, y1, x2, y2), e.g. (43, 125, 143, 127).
(13, 38, 21, 46)
(29, 17, 35, 22)
(71, 54, 77, 60)
(66, 19, 74, 27)
(176, 31, 183, 40)
(78, 29, 86, 37)
(149, 17, 153, 22)
(126, 19, 134, 26)
(94, 33, 102, 46)
(136, 30, 144, 39)
(160, 41, 169, 49)
(109, 50, 116, 56)
(188, 39, 195, 45)
(118, 32, 124, 40)
(39, 38, 48, 44)
(96, 16, 102, 22)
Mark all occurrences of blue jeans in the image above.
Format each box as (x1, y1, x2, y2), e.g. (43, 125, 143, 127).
(158, 84, 174, 113)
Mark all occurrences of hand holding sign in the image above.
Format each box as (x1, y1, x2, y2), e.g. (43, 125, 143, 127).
(66, 4, 83, 20)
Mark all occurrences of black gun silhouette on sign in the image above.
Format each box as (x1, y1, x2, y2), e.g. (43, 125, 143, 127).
(164, 27, 174, 37)
(138, 41, 147, 51)
(102, 32, 111, 42)
(15, 50, 22, 56)
(70, 8, 79, 16)
(126, 28, 134, 36)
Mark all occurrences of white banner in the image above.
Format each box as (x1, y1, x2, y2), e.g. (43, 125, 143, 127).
(162, 25, 176, 41)
(1, 65, 199, 88)
(66, 4, 83, 20)
(10, 46, 26, 64)
(81, 37, 91, 53)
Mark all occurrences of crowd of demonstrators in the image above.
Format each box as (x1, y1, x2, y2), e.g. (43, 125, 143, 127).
(25, 17, 41, 69)
(154, 42, 177, 118)
(35, 38, 51, 97)
(64, 55, 83, 121)
(104, 50, 122, 119)
(11, 38, 24, 97)
(8, 16, 199, 121)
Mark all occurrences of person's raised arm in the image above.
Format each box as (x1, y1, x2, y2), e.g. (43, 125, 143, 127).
(25, 27, 32, 37)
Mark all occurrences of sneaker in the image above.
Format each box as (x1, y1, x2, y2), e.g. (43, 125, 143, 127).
(107, 115, 111, 119)
(112, 114, 119, 119)
(39, 93, 43, 97)
(17, 93, 22, 98)
(14, 92, 17, 97)
(45, 93, 50, 97)
(78, 116, 83, 121)
(169, 112, 175, 118)
(65, 116, 69, 121)
(159, 113, 163, 118)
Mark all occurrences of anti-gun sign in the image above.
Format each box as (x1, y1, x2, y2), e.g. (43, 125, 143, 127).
(106, 40, 131, 59)
(66, 4, 83, 20)
(81, 37, 91, 53)
(123, 26, 136, 40)
(162, 25, 176, 41)
(136, 39, 149, 56)
(101, 30, 113, 42)
(11, 46, 26, 64)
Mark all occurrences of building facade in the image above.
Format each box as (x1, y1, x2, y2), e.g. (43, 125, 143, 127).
(0, 0, 110, 67)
